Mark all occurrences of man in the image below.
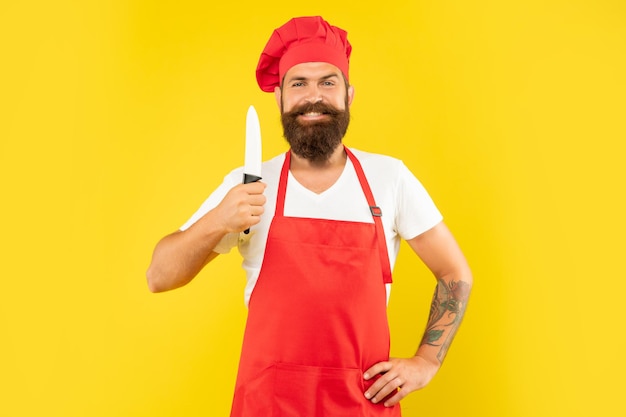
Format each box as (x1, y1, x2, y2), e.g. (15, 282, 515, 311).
(147, 16, 472, 417)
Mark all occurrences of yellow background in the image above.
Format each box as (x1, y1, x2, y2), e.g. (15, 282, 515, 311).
(2, 1, 625, 416)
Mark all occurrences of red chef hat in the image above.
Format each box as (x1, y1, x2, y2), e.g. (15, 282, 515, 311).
(256, 16, 352, 92)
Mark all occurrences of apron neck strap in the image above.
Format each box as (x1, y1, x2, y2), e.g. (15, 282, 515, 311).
(345, 147, 393, 284)
(275, 150, 291, 217)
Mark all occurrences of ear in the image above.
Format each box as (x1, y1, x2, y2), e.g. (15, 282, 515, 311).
(274, 86, 282, 110)
(347, 85, 355, 107)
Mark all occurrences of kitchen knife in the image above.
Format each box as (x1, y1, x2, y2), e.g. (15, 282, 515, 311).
(243, 105, 262, 234)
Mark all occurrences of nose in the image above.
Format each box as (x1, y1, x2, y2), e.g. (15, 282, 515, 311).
(305, 96, 322, 104)
(304, 86, 323, 103)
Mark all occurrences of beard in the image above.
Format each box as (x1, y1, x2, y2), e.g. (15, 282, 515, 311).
(281, 100, 350, 163)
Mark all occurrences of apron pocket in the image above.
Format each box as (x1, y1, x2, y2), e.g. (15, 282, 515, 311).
(272, 363, 366, 417)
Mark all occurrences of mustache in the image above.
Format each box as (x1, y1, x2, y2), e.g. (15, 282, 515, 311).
(283, 101, 342, 117)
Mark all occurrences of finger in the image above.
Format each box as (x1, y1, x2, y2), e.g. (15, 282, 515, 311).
(247, 208, 264, 221)
(243, 181, 266, 194)
(250, 204, 265, 214)
(363, 361, 391, 380)
(363, 372, 396, 401)
(247, 194, 267, 206)
(368, 376, 404, 404)
(247, 216, 262, 227)
(383, 387, 408, 408)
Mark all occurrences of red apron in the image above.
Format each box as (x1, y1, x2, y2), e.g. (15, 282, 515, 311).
(230, 147, 401, 417)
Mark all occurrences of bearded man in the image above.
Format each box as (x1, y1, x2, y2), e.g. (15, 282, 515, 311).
(147, 16, 472, 417)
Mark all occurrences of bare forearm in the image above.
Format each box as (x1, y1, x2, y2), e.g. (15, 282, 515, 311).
(146, 214, 227, 292)
(405, 223, 473, 365)
(417, 273, 472, 364)
(146, 181, 267, 293)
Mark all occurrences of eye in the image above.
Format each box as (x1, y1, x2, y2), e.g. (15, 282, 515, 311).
(291, 81, 305, 87)
(322, 80, 335, 87)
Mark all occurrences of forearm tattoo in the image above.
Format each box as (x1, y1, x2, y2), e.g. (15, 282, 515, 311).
(420, 278, 471, 362)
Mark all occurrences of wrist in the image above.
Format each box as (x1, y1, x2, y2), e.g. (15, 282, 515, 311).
(413, 352, 441, 379)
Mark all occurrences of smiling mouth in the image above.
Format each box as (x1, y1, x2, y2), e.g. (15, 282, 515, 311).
(299, 112, 329, 120)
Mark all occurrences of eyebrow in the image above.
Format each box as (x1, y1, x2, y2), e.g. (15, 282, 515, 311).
(286, 73, 341, 84)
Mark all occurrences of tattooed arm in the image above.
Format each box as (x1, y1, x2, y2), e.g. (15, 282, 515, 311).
(364, 222, 473, 407)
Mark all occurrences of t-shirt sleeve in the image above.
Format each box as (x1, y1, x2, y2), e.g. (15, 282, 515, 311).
(179, 170, 241, 254)
(394, 162, 443, 240)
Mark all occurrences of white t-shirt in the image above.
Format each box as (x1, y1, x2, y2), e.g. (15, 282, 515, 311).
(181, 149, 443, 305)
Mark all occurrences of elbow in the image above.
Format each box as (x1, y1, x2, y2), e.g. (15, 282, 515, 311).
(443, 264, 473, 296)
(146, 263, 190, 293)
(460, 268, 474, 304)
(464, 267, 474, 288)
(460, 265, 474, 293)
(146, 265, 167, 293)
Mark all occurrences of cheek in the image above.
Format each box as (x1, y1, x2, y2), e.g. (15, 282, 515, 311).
(281, 95, 299, 113)
(333, 97, 347, 111)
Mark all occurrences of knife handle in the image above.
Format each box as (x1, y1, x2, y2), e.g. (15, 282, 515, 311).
(242, 173, 262, 234)
(243, 173, 262, 184)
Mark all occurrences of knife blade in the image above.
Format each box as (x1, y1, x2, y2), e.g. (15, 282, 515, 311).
(243, 105, 262, 234)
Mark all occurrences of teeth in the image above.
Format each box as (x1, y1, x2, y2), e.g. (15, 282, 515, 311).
(304, 112, 322, 116)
